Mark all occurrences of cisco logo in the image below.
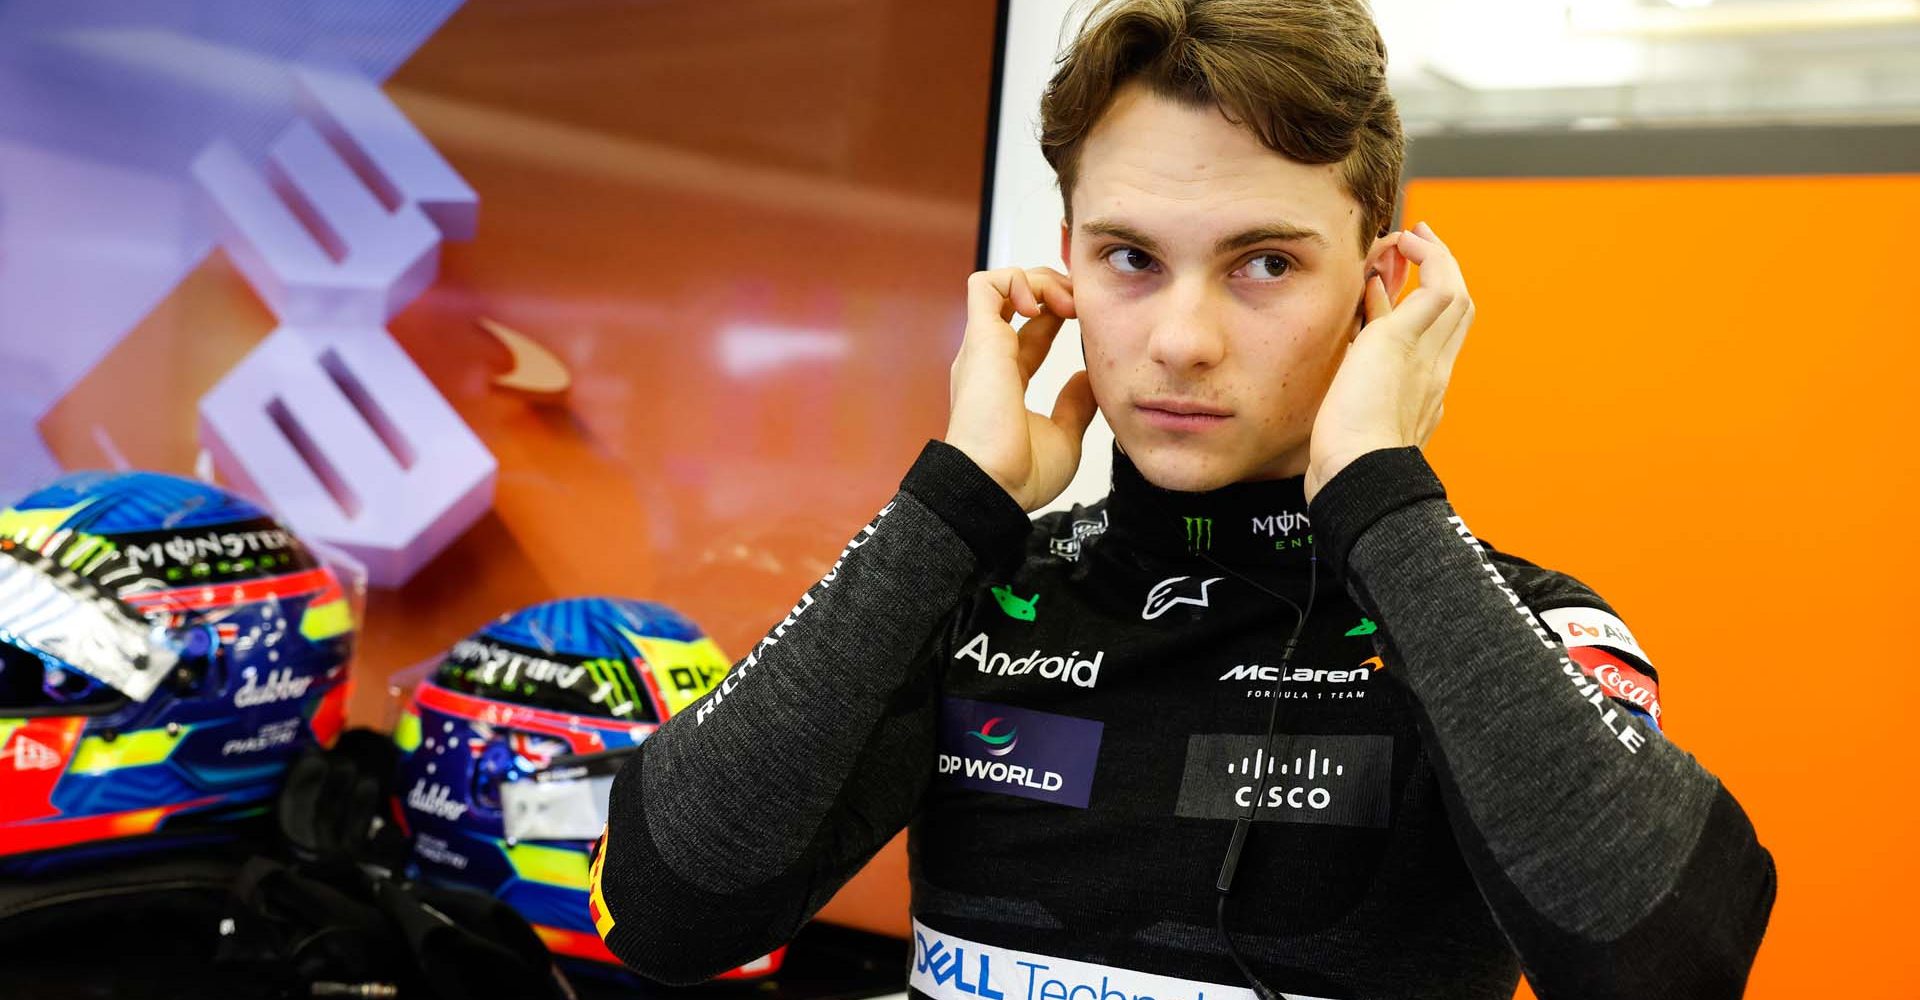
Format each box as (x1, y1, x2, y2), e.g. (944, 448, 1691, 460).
(1174, 733, 1394, 828)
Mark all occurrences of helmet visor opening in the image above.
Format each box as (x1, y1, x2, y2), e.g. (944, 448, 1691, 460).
(0, 640, 126, 716)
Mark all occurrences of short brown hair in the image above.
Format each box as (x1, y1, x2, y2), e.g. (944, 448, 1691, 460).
(1039, 0, 1404, 247)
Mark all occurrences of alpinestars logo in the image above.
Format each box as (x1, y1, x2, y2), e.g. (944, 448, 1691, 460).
(967, 718, 1019, 756)
(2, 734, 62, 771)
(1142, 576, 1222, 620)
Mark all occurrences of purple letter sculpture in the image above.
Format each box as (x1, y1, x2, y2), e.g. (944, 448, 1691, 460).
(196, 67, 493, 587)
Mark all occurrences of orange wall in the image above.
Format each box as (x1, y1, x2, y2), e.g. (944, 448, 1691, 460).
(1404, 174, 1920, 1000)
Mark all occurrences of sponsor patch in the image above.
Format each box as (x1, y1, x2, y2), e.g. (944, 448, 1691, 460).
(1568, 646, 1663, 728)
(233, 666, 315, 708)
(629, 632, 730, 717)
(1539, 606, 1654, 667)
(910, 918, 1337, 1000)
(937, 698, 1102, 808)
(1215, 658, 1378, 701)
(1047, 511, 1108, 562)
(953, 633, 1104, 688)
(1174, 733, 1393, 828)
(405, 778, 470, 822)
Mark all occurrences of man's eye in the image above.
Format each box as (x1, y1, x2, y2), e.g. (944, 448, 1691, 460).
(1103, 247, 1155, 274)
(1241, 254, 1291, 280)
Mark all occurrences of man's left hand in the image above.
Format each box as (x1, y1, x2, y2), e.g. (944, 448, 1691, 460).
(1304, 221, 1473, 503)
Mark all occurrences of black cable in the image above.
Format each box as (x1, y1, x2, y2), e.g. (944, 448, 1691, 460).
(1218, 895, 1282, 1000)
(1116, 448, 1318, 997)
(1204, 547, 1316, 999)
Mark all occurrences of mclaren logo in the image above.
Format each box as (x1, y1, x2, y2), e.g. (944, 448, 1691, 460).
(1218, 656, 1385, 700)
(1217, 663, 1374, 684)
(478, 317, 571, 399)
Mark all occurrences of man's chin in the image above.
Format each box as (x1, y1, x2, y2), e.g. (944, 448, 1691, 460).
(1119, 431, 1311, 493)
(1119, 440, 1246, 493)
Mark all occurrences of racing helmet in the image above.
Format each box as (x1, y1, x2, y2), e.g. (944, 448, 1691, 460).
(0, 471, 355, 869)
(394, 596, 784, 980)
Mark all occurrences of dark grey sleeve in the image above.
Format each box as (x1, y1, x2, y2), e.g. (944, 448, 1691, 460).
(1308, 448, 1775, 1000)
(592, 441, 1029, 984)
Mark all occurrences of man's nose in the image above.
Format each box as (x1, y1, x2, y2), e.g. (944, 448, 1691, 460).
(1146, 276, 1226, 371)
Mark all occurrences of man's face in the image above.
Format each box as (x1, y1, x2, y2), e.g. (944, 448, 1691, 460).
(1065, 83, 1385, 492)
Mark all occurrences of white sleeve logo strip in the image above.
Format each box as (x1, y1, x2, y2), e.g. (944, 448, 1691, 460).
(1539, 607, 1653, 667)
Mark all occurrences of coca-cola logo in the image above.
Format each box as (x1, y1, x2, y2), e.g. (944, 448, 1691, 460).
(1591, 661, 1662, 724)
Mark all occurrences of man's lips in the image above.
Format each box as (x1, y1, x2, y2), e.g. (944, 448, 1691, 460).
(1136, 398, 1231, 431)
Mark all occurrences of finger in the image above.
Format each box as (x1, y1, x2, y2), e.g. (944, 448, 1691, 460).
(1362, 274, 1393, 326)
(1048, 369, 1098, 442)
(1362, 283, 1451, 344)
(1411, 290, 1472, 364)
(1008, 269, 1041, 320)
(967, 270, 1021, 341)
(1397, 228, 1465, 297)
(1028, 267, 1077, 319)
(1015, 309, 1068, 381)
(967, 268, 1029, 343)
(1431, 296, 1473, 380)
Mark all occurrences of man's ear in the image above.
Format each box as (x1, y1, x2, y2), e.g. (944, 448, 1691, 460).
(1364, 232, 1411, 301)
(1059, 219, 1072, 270)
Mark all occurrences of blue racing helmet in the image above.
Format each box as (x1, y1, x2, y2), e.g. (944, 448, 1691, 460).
(393, 596, 783, 978)
(0, 471, 354, 869)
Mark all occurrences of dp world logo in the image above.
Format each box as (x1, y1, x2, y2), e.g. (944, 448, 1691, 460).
(967, 718, 1018, 757)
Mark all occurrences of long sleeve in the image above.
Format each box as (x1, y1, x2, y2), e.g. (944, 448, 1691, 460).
(1307, 448, 1775, 1000)
(590, 441, 1029, 984)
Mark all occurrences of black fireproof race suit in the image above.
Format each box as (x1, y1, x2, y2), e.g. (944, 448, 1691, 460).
(588, 442, 1775, 1000)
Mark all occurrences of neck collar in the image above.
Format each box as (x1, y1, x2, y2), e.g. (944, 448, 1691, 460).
(1104, 445, 1319, 567)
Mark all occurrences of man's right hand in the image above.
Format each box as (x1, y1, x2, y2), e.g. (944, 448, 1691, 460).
(944, 267, 1100, 513)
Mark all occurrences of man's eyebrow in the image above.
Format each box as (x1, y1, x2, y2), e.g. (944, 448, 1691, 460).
(1077, 219, 1331, 256)
(1078, 219, 1164, 255)
(1213, 223, 1330, 254)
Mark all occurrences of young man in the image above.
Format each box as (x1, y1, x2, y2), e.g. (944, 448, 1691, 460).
(589, 2, 1776, 997)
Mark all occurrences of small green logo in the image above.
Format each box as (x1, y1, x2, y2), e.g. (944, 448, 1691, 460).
(991, 585, 1039, 621)
(1345, 618, 1377, 637)
(1183, 516, 1213, 554)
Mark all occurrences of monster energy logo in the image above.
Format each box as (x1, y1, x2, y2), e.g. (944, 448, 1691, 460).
(1183, 516, 1212, 553)
(580, 656, 644, 718)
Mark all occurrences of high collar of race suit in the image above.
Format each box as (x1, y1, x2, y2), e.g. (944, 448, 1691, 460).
(1102, 444, 1324, 570)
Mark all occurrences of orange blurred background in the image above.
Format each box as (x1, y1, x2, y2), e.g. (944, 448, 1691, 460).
(1405, 174, 1920, 999)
